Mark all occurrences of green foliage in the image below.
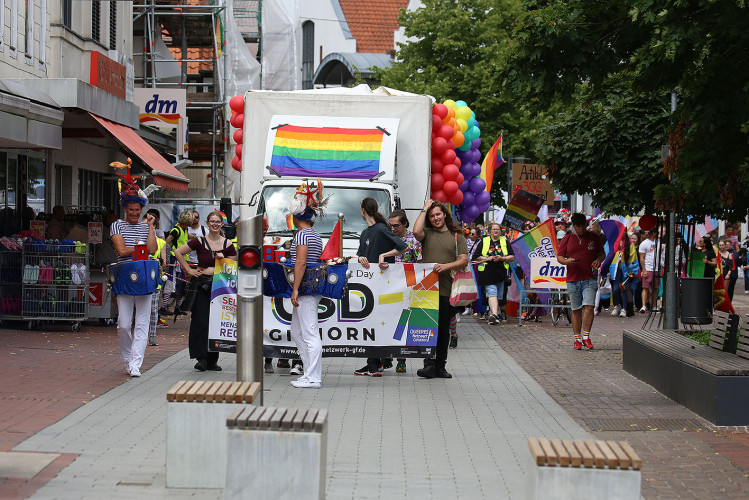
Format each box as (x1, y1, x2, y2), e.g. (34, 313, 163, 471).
(507, 0, 749, 217)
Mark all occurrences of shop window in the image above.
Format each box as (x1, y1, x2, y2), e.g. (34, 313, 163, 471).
(109, 0, 116, 50)
(92, 0, 100, 43)
(26, 156, 45, 217)
(78, 169, 105, 209)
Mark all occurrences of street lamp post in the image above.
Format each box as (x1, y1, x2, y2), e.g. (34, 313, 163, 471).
(664, 91, 679, 330)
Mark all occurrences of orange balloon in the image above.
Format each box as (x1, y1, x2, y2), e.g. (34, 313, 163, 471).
(447, 118, 457, 127)
(453, 131, 465, 147)
(452, 122, 460, 133)
(446, 108, 456, 120)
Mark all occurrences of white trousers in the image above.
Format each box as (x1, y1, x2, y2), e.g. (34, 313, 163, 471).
(117, 294, 152, 371)
(290, 295, 322, 383)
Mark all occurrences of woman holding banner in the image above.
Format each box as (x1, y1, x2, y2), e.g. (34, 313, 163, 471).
(175, 211, 235, 372)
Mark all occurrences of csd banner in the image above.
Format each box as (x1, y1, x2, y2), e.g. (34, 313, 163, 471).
(208, 258, 239, 353)
(529, 257, 567, 289)
(264, 263, 439, 358)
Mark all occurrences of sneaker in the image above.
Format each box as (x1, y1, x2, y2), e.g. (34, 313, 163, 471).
(487, 314, 498, 325)
(124, 362, 130, 374)
(148, 339, 159, 346)
(449, 336, 458, 348)
(479, 313, 488, 320)
(619, 309, 627, 318)
(354, 365, 370, 376)
(207, 364, 222, 371)
(461, 308, 470, 315)
(611, 305, 621, 317)
(264, 361, 274, 373)
(582, 338, 594, 350)
(472, 312, 480, 317)
(277, 359, 291, 368)
(130, 368, 141, 377)
(396, 361, 407, 373)
(500, 311, 507, 323)
(573, 340, 582, 350)
(290, 364, 304, 375)
(157, 319, 168, 328)
(290, 379, 321, 389)
(455, 314, 461, 323)
(639, 306, 647, 314)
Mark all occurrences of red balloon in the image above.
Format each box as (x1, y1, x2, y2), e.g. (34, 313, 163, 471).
(443, 180, 459, 197)
(431, 157, 444, 173)
(432, 136, 448, 155)
(454, 157, 461, 168)
(231, 156, 241, 171)
(230, 113, 244, 129)
(449, 190, 464, 206)
(229, 95, 245, 113)
(455, 172, 464, 185)
(639, 215, 657, 231)
(440, 149, 456, 165)
(432, 190, 447, 203)
(442, 163, 459, 181)
(438, 124, 454, 141)
(432, 114, 443, 131)
(430, 173, 445, 192)
(235, 143, 242, 157)
(233, 129, 243, 144)
(433, 103, 448, 119)
(446, 139, 455, 151)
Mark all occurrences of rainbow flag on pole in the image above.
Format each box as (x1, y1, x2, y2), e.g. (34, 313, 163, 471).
(509, 219, 559, 276)
(270, 125, 385, 179)
(479, 133, 505, 193)
(503, 189, 544, 231)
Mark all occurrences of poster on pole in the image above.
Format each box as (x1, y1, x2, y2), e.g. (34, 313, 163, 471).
(512, 163, 553, 205)
(208, 257, 238, 353)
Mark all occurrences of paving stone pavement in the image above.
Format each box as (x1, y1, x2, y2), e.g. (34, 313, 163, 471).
(12, 318, 589, 499)
(482, 289, 749, 499)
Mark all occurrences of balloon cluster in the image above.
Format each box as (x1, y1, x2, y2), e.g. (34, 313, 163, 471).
(229, 95, 245, 172)
(430, 100, 491, 223)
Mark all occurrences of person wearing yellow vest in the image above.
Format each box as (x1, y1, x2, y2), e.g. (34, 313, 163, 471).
(472, 222, 515, 325)
(164, 210, 194, 316)
(144, 210, 168, 346)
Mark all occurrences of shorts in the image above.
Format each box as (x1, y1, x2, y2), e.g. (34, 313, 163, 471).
(642, 270, 657, 289)
(567, 278, 598, 311)
(484, 282, 505, 298)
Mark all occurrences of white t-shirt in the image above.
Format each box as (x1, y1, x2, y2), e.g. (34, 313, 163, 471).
(639, 238, 657, 271)
(187, 225, 206, 263)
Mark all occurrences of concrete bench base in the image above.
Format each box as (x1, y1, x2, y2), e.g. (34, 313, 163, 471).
(166, 402, 254, 489)
(526, 453, 641, 500)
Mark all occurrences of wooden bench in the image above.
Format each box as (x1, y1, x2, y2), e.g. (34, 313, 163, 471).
(225, 407, 328, 500)
(623, 328, 749, 425)
(526, 438, 641, 499)
(708, 310, 740, 352)
(166, 380, 261, 489)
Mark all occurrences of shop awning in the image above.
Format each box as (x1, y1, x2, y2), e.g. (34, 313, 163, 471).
(90, 113, 189, 193)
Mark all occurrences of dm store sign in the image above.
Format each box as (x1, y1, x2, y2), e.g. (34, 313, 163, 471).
(529, 257, 567, 289)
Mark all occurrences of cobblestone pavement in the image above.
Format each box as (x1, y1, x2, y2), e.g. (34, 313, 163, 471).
(480, 288, 749, 499)
(0, 317, 191, 499)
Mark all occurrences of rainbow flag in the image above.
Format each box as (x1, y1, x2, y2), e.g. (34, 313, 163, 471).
(286, 214, 296, 230)
(599, 220, 627, 272)
(503, 189, 544, 231)
(270, 124, 385, 179)
(216, 210, 229, 224)
(509, 219, 558, 277)
(479, 133, 505, 193)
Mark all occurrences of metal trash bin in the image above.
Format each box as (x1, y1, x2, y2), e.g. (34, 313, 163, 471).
(679, 277, 713, 325)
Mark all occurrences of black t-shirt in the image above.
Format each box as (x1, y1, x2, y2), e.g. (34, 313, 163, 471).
(695, 244, 717, 279)
(472, 237, 514, 285)
(357, 222, 407, 263)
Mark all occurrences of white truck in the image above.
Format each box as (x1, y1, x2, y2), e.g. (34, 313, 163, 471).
(238, 85, 433, 253)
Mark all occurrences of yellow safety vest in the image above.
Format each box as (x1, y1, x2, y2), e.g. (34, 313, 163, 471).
(477, 236, 510, 272)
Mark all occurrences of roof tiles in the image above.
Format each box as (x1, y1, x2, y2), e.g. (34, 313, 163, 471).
(338, 0, 410, 53)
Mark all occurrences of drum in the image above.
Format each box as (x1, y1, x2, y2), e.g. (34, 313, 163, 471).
(112, 260, 159, 296)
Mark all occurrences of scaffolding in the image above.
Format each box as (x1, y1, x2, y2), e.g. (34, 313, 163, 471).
(133, 0, 228, 199)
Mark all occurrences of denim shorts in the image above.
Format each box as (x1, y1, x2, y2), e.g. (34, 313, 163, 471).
(484, 282, 505, 298)
(567, 278, 598, 311)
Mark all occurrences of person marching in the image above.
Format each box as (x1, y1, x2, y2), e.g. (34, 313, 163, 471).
(111, 184, 157, 377)
(286, 187, 325, 388)
(472, 222, 515, 325)
(174, 211, 236, 372)
(557, 213, 606, 350)
(412, 199, 468, 379)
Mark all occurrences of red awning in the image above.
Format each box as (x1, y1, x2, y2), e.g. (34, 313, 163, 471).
(90, 113, 189, 193)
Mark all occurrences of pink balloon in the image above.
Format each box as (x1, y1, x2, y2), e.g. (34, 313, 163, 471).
(443, 180, 459, 197)
(432, 136, 448, 155)
(432, 190, 447, 203)
(431, 158, 444, 173)
(431, 173, 445, 192)
(442, 164, 459, 181)
(229, 95, 245, 113)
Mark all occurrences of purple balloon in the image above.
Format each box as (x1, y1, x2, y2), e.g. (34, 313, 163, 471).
(459, 178, 471, 192)
(455, 148, 471, 161)
(471, 138, 481, 149)
(472, 149, 481, 163)
(459, 164, 472, 176)
(464, 204, 481, 220)
(462, 192, 476, 207)
(469, 177, 486, 193)
(476, 190, 491, 206)
(471, 162, 483, 177)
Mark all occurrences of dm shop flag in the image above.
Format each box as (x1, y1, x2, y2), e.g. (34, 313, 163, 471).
(479, 133, 505, 193)
(270, 124, 385, 179)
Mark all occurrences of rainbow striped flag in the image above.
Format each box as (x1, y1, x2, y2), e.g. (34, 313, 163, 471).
(285, 214, 296, 230)
(479, 133, 505, 193)
(503, 189, 544, 231)
(270, 124, 385, 179)
(509, 219, 558, 277)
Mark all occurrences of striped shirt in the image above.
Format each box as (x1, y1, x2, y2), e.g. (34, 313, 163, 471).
(290, 227, 323, 264)
(111, 220, 150, 264)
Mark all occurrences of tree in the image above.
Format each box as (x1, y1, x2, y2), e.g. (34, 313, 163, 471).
(506, 0, 749, 218)
(378, 0, 554, 206)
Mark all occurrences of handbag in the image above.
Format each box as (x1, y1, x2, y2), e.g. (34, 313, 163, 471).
(450, 233, 478, 307)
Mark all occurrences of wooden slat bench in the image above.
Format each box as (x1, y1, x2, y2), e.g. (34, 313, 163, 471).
(527, 438, 641, 499)
(623, 328, 749, 425)
(166, 380, 261, 489)
(708, 311, 740, 352)
(224, 407, 328, 500)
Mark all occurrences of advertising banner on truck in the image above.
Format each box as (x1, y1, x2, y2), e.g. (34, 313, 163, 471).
(263, 263, 438, 358)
